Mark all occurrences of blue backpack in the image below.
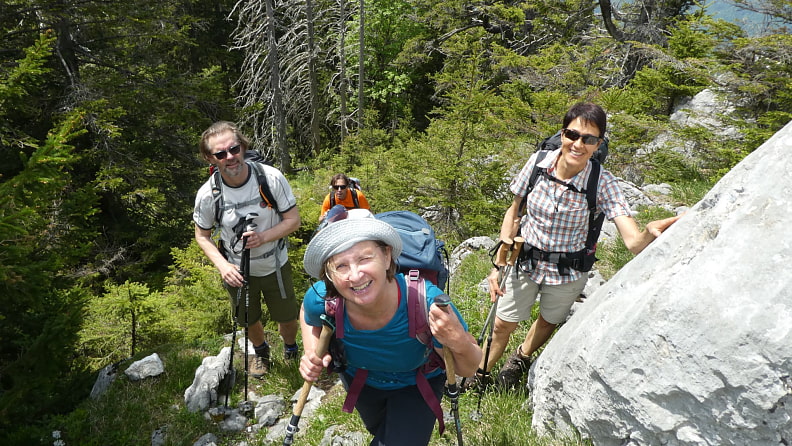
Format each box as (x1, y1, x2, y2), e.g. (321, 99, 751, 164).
(375, 210, 449, 291)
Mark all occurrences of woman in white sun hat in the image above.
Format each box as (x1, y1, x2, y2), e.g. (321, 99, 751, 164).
(299, 207, 481, 446)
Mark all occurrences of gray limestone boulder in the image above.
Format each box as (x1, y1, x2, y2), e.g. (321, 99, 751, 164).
(184, 347, 232, 412)
(529, 121, 792, 445)
(125, 353, 164, 381)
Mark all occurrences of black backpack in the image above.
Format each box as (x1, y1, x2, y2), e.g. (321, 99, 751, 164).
(209, 150, 281, 228)
(519, 138, 606, 275)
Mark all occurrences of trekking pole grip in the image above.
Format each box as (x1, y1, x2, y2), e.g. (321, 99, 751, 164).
(434, 294, 457, 385)
(495, 238, 513, 267)
(508, 237, 524, 266)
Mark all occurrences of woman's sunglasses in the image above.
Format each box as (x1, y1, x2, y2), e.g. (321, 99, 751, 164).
(562, 128, 601, 146)
(212, 144, 242, 160)
(331, 184, 348, 191)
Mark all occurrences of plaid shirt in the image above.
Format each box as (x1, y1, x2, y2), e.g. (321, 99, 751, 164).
(510, 150, 631, 285)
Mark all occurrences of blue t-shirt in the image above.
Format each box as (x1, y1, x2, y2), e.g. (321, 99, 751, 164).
(303, 274, 468, 390)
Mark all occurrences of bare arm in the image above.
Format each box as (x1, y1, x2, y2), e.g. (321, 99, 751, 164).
(298, 305, 332, 382)
(195, 224, 244, 287)
(429, 304, 482, 378)
(613, 213, 682, 255)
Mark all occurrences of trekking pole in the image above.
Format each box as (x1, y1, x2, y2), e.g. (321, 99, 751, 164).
(283, 314, 335, 446)
(223, 298, 239, 408)
(471, 237, 524, 421)
(478, 238, 512, 344)
(487, 236, 524, 365)
(240, 215, 257, 408)
(435, 294, 464, 446)
(460, 239, 513, 393)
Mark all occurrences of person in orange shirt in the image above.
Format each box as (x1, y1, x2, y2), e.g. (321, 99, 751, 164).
(319, 173, 371, 221)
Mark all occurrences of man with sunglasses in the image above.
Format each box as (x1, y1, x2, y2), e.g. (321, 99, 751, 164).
(193, 121, 302, 378)
(319, 173, 370, 222)
(468, 103, 681, 392)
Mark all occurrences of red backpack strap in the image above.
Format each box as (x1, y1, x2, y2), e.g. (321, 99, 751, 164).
(416, 370, 445, 435)
(342, 369, 368, 413)
(324, 297, 345, 339)
(406, 270, 432, 345)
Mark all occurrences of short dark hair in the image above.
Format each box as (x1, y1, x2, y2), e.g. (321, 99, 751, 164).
(563, 103, 607, 138)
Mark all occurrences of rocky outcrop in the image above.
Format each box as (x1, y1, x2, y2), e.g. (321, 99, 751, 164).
(529, 121, 792, 445)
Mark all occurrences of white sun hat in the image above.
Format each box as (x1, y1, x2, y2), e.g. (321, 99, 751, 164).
(303, 207, 402, 279)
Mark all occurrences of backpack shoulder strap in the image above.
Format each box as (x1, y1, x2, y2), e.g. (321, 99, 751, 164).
(583, 160, 605, 249)
(351, 189, 359, 208)
(405, 269, 447, 436)
(325, 297, 345, 339)
(584, 159, 600, 213)
(210, 170, 223, 227)
(519, 150, 550, 215)
(405, 270, 431, 345)
(248, 161, 280, 215)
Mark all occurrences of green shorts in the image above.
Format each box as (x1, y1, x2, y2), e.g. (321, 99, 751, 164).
(496, 272, 587, 325)
(225, 262, 299, 326)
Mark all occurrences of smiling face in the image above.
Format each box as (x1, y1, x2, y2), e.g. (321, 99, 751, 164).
(206, 130, 248, 186)
(326, 240, 392, 307)
(558, 117, 602, 177)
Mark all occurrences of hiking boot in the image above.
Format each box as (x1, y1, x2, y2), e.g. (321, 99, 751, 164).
(249, 354, 270, 378)
(496, 346, 531, 391)
(461, 369, 492, 393)
(283, 344, 300, 361)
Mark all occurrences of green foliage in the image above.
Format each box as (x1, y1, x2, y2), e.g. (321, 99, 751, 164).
(669, 179, 716, 206)
(597, 206, 679, 279)
(162, 243, 232, 340)
(0, 48, 96, 433)
(641, 146, 705, 184)
(79, 281, 165, 368)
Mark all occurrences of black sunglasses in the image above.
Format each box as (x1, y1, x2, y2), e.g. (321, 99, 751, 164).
(562, 128, 601, 146)
(212, 144, 242, 160)
(331, 184, 348, 191)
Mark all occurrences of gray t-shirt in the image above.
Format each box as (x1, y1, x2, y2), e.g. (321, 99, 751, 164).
(194, 162, 297, 276)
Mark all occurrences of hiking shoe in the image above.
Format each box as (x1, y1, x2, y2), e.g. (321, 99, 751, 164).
(249, 355, 270, 378)
(283, 344, 300, 361)
(496, 346, 531, 391)
(461, 369, 492, 393)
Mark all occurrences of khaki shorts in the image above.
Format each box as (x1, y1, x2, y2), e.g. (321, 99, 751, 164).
(495, 271, 587, 325)
(225, 262, 299, 325)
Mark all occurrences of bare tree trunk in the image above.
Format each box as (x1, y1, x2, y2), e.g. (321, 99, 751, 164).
(306, 0, 321, 155)
(265, 0, 291, 172)
(599, 0, 625, 42)
(357, 0, 365, 129)
(339, 0, 349, 141)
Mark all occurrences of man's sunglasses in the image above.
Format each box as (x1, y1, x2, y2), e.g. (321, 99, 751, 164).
(212, 144, 242, 160)
(331, 184, 348, 191)
(562, 128, 601, 146)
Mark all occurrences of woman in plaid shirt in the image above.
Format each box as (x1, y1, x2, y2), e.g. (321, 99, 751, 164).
(469, 102, 681, 391)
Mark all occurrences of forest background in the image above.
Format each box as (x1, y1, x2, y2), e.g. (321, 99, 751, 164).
(1, 0, 791, 444)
